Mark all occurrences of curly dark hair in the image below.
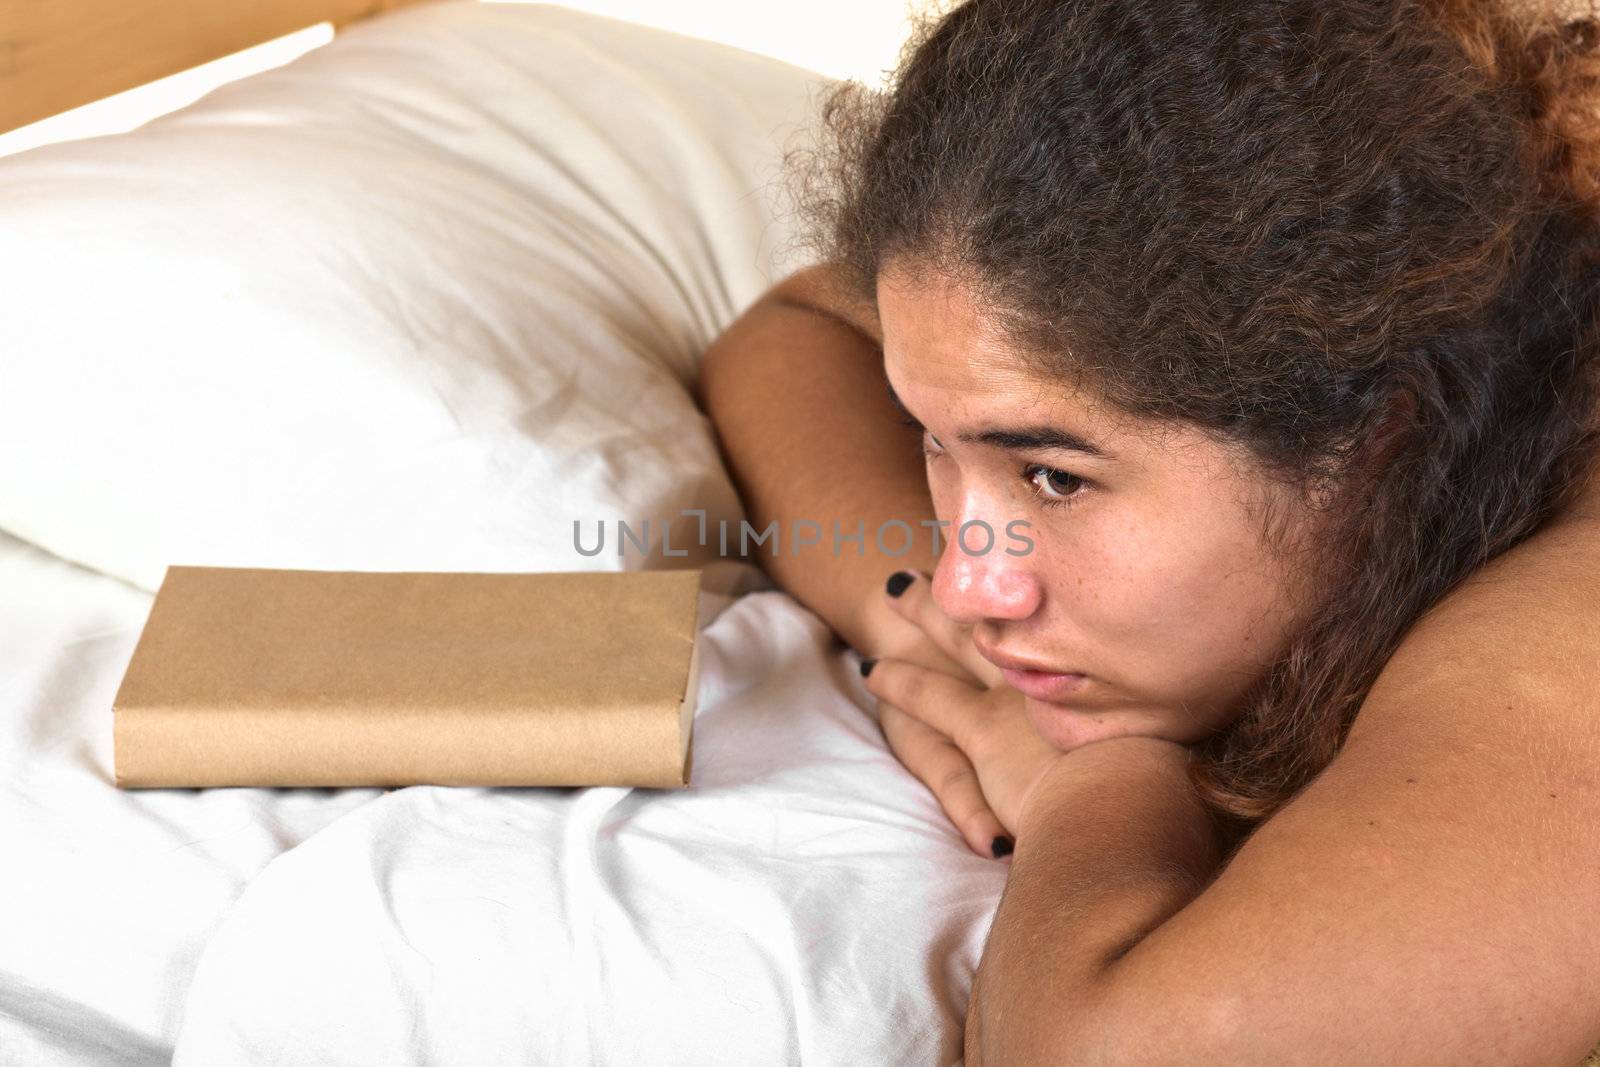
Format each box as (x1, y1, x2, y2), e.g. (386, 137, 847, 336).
(781, 0, 1600, 846)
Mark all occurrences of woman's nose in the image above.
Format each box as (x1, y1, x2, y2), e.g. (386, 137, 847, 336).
(931, 517, 1043, 625)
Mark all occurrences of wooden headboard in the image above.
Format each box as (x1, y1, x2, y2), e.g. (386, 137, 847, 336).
(0, 0, 430, 134)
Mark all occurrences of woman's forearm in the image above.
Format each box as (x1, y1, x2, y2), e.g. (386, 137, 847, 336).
(965, 738, 1222, 1064)
(696, 278, 942, 657)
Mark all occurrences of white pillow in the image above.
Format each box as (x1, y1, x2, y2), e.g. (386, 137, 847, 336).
(0, 1, 829, 591)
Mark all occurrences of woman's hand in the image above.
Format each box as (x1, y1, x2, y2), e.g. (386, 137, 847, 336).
(857, 569, 1064, 857)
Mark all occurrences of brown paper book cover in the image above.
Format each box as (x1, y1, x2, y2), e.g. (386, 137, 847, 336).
(112, 565, 702, 789)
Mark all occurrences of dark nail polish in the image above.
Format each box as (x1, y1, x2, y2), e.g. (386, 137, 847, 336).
(885, 571, 914, 598)
(859, 658, 877, 677)
(990, 835, 1014, 859)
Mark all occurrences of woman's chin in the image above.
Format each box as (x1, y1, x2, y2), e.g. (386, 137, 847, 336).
(1025, 696, 1119, 751)
(1023, 696, 1189, 752)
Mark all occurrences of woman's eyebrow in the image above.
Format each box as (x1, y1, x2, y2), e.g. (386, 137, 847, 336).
(884, 381, 1111, 459)
(962, 425, 1111, 459)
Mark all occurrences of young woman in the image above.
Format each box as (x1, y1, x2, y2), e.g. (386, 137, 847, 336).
(699, 0, 1600, 1060)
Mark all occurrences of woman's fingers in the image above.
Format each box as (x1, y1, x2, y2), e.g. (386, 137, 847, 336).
(867, 658, 1060, 837)
(864, 655, 983, 752)
(871, 609, 980, 684)
(876, 701, 1014, 862)
(882, 570, 1005, 687)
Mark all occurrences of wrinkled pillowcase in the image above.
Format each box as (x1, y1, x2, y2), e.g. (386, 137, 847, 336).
(0, 0, 829, 591)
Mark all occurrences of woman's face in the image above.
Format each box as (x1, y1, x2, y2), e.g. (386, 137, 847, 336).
(876, 263, 1327, 750)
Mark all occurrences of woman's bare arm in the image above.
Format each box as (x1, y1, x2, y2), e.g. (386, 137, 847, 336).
(966, 472, 1600, 1063)
(696, 263, 949, 664)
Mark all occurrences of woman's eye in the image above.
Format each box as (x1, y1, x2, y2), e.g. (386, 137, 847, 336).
(896, 413, 943, 458)
(1023, 463, 1087, 506)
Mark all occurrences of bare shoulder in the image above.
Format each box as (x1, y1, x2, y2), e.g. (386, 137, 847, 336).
(1168, 463, 1600, 1058)
(765, 261, 884, 348)
(1341, 449, 1600, 766)
(1244, 486, 1600, 1058)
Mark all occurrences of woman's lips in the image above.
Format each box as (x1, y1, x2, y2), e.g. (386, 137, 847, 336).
(999, 666, 1088, 701)
(975, 637, 1089, 701)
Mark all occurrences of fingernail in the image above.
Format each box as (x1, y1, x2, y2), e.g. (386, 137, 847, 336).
(859, 658, 877, 677)
(885, 571, 914, 598)
(990, 835, 1014, 859)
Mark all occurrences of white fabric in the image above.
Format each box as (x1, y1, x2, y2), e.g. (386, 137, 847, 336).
(0, 0, 831, 592)
(0, 3, 1005, 1063)
(0, 532, 380, 1065)
(0, 527, 1002, 1065)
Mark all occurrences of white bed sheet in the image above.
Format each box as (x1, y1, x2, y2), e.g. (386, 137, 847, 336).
(0, 535, 380, 1064)
(0, 530, 1006, 1065)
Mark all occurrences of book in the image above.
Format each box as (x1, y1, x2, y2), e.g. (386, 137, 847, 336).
(112, 565, 702, 789)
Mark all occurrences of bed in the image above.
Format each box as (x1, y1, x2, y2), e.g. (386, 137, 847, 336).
(2, 528, 1004, 1065)
(6, 3, 1599, 1064)
(0, 2, 1008, 1062)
